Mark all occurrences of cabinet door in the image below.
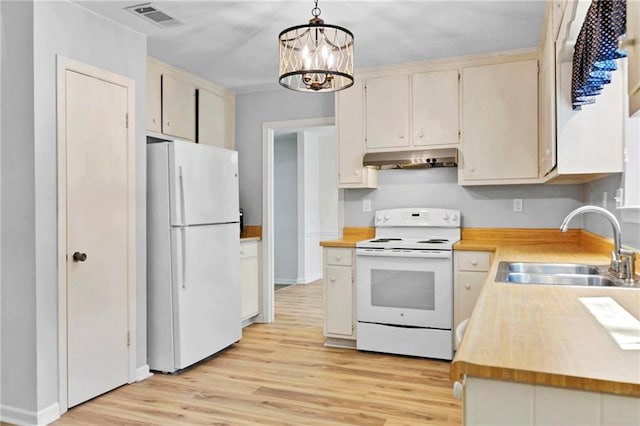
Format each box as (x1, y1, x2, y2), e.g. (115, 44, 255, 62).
(412, 70, 459, 146)
(628, 0, 640, 117)
(337, 80, 377, 187)
(461, 60, 538, 181)
(455, 271, 487, 332)
(146, 60, 162, 133)
(325, 266, 353, 337)
(240, 243, 259, 320)
(162, 74, 196, 141)
(539, 16, 557, 177)
(365, 75, 410, 149)
(198, 89, 233, 149)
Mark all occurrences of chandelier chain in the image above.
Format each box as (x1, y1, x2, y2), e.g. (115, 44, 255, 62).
(311, 0, 321, 17)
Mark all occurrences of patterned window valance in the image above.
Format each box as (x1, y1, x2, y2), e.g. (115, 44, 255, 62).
(572, 0, 627, 110)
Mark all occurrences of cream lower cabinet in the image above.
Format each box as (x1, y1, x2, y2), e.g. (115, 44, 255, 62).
(464, 377, 640, 426)
(459, 60, 539, 185)
(323, 247, 356, 347)
(454, 250, 492, 348)
(240, 240, 260, 322)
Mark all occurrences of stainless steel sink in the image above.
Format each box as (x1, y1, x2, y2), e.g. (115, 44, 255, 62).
(504, 262, 602, 275)
(494, 261, 637, 287)
(499, 272, 616, 286)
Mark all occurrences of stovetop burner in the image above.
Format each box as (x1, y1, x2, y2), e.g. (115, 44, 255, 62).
(369, 238, 403, 243)
(417, 239, 449, 244)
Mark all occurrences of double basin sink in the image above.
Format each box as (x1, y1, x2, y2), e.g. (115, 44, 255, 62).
(495, 262, 638, 287)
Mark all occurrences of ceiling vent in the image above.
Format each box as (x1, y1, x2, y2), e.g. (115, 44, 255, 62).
(125, 3, 183, 28)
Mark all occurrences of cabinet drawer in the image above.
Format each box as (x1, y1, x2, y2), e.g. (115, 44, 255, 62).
(325, 248, 352, 266)
(457, 251, 491, 271)
(240, 241, 258, 259)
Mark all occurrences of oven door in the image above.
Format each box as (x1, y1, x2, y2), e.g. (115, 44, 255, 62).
(356, 251, 452, 329)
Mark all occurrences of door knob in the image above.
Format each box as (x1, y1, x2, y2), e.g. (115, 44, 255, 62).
(72, 252, 87, 262)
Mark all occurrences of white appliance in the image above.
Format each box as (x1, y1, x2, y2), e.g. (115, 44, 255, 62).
(356, 208, 461, 360)
(147, 141, 242, 373)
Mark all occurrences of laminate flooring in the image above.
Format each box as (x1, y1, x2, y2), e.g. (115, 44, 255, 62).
(52, 279, 462, 425)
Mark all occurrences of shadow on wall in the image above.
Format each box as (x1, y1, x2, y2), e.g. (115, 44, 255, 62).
(344, 167, 585, 229)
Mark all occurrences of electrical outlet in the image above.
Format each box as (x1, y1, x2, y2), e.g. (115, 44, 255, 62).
(513, 199, 523, 213)
(602, 192, 608, 209)
(362, 199, 371, 213)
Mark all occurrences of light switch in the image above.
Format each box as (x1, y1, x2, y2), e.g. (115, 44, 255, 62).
(362, 199, 371, 212)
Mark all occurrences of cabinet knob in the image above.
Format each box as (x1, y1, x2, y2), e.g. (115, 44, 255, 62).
(471, 260, 478, 266)
(335, 256, 342, 261)
(545, 149, 551, 155)
(399, 132, 405, 139)
(353, 170, 359, 175)
(240, 251, 244, 255)
(465, 283, 471, 290)
(469, 167, 475, 172)
(152, 118, 157, 123)
(330, 276, 336, 282)
(166, 121, 171, 127)
(418, 130, 424, 138)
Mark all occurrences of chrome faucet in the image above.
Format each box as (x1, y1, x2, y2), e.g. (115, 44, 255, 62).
(560, 205, 637, 283)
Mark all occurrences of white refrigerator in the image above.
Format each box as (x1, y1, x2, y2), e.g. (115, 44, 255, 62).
(147, 140, 241, 373)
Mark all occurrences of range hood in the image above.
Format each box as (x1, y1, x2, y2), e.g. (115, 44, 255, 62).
(363, 148, 458, 169)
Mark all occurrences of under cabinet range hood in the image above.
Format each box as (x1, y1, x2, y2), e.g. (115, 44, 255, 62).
(363, 148, 458, 169)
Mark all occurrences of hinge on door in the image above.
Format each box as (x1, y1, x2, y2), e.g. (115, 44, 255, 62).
(125, 113, 129, 129)
(458, 71, 461, 81)
(127, 332, 131, 347)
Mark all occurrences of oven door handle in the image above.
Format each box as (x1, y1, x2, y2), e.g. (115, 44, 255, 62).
(355, 249, 451, 259)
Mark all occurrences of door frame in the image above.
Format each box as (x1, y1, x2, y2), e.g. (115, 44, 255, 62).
(260, 117, 341, 323)
(56, 56, 136, 412)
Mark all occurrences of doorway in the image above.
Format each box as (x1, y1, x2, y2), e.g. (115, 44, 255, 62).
(56, 57, 136, 411)
(261, 118, 342, 322)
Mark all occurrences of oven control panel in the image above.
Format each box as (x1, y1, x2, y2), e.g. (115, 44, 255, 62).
(374, 208, 460, 227)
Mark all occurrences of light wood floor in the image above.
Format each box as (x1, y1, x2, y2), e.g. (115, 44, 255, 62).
(53, 280, 462, 425)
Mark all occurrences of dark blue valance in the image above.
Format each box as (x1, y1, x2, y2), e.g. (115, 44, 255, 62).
(572, 0, 627, 110)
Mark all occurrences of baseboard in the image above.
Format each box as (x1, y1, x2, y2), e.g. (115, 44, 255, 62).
(274, 278, 296, 285)
(1, 402, 60, 426)
(135, 364, 153, 382)
(296, 273, 322, 285)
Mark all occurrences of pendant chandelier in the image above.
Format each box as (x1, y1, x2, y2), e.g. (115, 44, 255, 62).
(278, 0, 354, 92)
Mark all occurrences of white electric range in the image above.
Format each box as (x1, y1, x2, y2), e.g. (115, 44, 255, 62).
(355, 207, 461, 360)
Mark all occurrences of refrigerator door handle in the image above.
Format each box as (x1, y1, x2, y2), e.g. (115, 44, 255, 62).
(178, 165, 186, 225)
(181, 228, 187, 289)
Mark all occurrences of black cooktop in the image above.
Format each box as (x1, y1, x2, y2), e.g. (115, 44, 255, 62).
(369, 238, 403, 243)
(417, 239, 449, 244)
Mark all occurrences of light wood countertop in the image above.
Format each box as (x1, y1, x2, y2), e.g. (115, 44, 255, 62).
(451, 241, 640, 397)
(320, 227, 375, 248)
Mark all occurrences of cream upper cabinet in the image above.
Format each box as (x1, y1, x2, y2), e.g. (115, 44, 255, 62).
(539, 4, 556, 178)
(146, 57, 235, 146)
(198, 88, 234, 149)
(336, 80, 378, 188)
(365, 75, 410, 150)
(364, 71, 459, 151)
(459, 59, 539, 184)
(628, 0, 640, 117)
(162, 74, 196, 141)
(146, 60, 162, 133)
(412, 70, 459, 146)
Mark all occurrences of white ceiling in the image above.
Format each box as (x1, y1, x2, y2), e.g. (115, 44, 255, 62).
(76, 1, 546, 93)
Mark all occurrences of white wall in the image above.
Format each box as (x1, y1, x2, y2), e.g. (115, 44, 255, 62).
(274, 134, 298, 284)
(298, 128, 339, 284)
(344, 168, 585, 229)
(1, 1, 146, 422)
(235, 89, 334, 225)
(583, 174, 640, 249)
(1, 0, 38, 415)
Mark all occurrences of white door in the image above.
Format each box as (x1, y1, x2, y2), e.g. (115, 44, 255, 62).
(65, 69, 130, 407)
(168, 142, 239, 226)
(170, 223, 241, 370)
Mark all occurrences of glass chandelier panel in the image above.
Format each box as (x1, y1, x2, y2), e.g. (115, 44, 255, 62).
(278, 3, 354, 92)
